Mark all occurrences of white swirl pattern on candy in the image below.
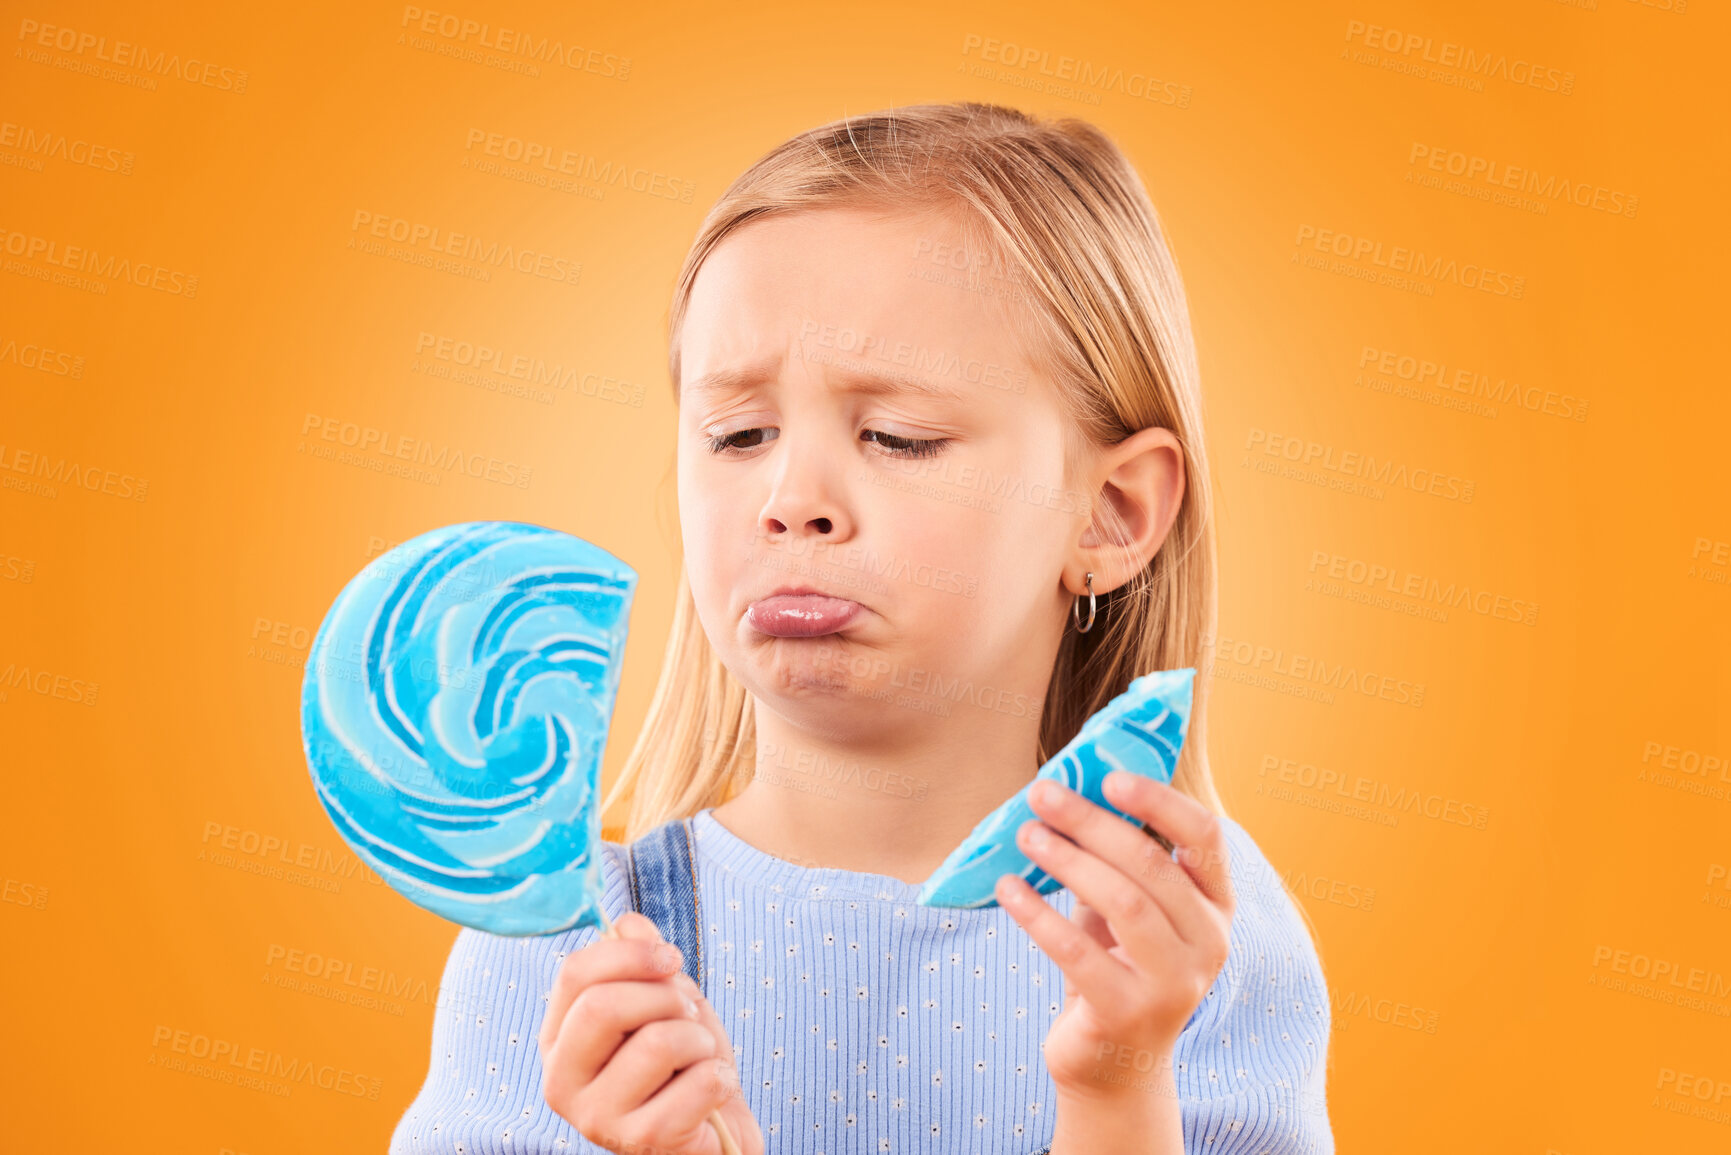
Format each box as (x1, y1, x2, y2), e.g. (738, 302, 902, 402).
(299, 521, 636, 936)
(916, 668, 1195, 909)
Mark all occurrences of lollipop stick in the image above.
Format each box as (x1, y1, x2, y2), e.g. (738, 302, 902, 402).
(595, 907, 744, 1155)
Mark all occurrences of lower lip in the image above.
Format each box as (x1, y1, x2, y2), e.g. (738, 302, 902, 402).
(747, 594, 863, 638)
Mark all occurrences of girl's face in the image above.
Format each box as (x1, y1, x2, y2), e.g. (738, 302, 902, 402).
(675, 205, 1093, 751)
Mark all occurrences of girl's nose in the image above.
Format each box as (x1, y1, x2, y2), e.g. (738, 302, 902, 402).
(758, 447, 852, 541)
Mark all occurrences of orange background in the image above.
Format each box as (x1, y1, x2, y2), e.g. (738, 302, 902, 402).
(3, 1, 1727, 1151)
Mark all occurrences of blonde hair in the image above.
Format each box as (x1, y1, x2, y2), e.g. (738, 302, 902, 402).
(602, 101, 1224, 842)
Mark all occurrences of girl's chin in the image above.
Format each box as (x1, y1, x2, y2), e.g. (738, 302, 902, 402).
(744, 650, 901, 713)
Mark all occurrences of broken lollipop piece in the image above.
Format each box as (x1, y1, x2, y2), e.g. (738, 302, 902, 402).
(917, 668, 1196, 909)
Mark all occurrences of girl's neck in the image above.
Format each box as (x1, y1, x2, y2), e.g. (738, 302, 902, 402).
(707, 709, 1040, 885)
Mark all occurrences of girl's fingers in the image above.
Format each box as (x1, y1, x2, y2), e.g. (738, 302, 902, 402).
(1102, 772, 1236, 918)
(674, 970, 742, 1087)
(1013, 816, 1182, 964)
(541, 978, 700, 1093)
(539, 912, 684, 1054)
(584, 1017, 719, 1122)
(613, 1055, 738, 1155)
(669, 974, 759, 1154)
(994, 871, 1137, 1013)
(1026, 781, 1222, 948)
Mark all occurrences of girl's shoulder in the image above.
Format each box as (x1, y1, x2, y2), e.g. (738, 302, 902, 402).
(1211, 811, 1331, 998)
(1175, 812, 1333, 1134)
(389, 841, 640, 1154)
(1217, 814, 1319, 938)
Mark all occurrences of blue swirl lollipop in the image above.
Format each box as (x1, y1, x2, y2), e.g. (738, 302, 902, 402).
(917, 668, 1195, 908)
(300, 521, 635, 937)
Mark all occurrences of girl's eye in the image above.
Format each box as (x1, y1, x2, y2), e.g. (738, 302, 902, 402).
(706, 427, 779, 454)
(704, 427, 949, 460)
(862, 429, 949, 459)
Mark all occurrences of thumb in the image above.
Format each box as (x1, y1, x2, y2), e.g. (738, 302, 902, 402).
(612, 910, 672, 946)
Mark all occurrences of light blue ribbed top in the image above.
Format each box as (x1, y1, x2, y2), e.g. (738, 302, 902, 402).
(390, 808, 1333, 1154)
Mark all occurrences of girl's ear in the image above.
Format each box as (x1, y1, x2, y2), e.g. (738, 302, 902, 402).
(1070, 426, 1187, 595)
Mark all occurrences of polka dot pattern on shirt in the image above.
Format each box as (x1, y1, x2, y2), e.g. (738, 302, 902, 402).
(387, 809, 1334, 1155)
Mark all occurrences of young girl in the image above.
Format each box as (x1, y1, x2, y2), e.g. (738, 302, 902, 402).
(390, 102, 1333, 1155)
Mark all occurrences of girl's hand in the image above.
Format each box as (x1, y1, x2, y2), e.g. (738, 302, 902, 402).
(538, 912, 764, 1155)
(996, 771, 1234, 1150)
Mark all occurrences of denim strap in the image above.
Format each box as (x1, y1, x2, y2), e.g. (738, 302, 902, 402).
(625, 816, 705, 990)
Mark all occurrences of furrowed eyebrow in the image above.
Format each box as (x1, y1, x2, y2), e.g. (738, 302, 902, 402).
(683, 362, 779, 399)
(830, 364, 970, 403)
(685, 360, 970, 404)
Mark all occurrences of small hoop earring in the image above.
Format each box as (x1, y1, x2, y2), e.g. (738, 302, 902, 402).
(1072, 572, 1096, 634)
